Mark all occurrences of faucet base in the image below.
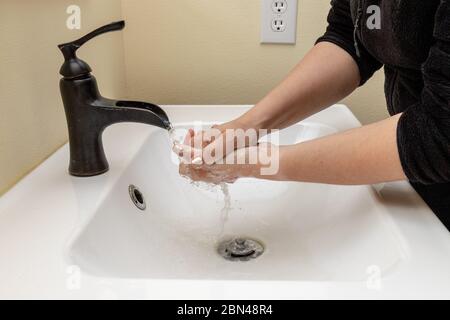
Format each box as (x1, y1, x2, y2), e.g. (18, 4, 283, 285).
(69, 167, 109, 177)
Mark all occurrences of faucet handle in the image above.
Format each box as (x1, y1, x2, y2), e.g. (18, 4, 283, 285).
(59, 21, 125, 51)
(58, 21, 125, 78)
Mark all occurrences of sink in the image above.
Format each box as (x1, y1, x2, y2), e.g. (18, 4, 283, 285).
(68, 110, 408, 281)
(2, 104, 449, 298)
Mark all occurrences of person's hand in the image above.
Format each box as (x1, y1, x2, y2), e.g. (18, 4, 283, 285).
(174, 119, 259, 165)
(179, 143, 277, 184)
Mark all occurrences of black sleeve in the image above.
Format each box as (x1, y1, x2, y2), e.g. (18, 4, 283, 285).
(316, 0, 383, 85)
(397, 0, 450, 184)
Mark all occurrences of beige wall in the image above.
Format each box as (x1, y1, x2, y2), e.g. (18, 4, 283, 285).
(122, 0, 388, 123)
(0, 0, 126, 195)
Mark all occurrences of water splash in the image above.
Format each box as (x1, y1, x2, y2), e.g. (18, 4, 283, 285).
(169, 128, 232, 236)
(169, 128, 181, 151)
(219, 183, 231, 236)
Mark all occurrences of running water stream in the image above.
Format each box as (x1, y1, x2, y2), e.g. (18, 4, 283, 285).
(219, 183, 231, 236)
(168, 128, 265, 261)
(169, 128, 232, 236)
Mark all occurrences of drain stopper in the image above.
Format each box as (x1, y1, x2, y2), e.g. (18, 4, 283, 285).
(218, 238, 264, 262)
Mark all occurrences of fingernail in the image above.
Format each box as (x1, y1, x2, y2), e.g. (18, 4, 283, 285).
(191, 157, 203, 165)
(173, 144, 182, 152)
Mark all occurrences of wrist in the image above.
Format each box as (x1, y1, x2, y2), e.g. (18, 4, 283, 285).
(214, 119, 248, 134)
(229, 115, 271, 141)
(225, 117, 256, 131)
(215, 118, 261, 146)
(242, 144, 286, 180)
(236, 112, 268, 132)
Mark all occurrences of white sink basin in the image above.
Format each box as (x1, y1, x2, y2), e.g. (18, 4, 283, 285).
(68, 112, 407, 281)
(2, 105, 449, 299)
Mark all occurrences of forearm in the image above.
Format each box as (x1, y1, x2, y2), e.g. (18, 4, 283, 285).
(237, 42, 361, 130)
(251, 114, 407, 185)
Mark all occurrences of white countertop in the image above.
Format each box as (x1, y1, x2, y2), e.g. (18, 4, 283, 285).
(0, 105, 449, 299)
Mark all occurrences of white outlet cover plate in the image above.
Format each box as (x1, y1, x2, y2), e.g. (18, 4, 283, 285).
(261, 0, 298, 44)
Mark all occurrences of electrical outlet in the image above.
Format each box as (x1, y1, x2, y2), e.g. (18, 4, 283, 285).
(271, 19, 286, 32)
(272, 0, 288, 14)
(261, 0, 298, 44)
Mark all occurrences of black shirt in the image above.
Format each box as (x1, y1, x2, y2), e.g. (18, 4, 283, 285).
(316, 0, 450, 227)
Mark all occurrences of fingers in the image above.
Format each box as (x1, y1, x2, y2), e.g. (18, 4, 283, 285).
(183, 129, 195, 145)
(175, 123, 264, 184)
(175, 144, 203, 164)
(173, 129, 194, 158)
(179, 163, 206, 182)
(202, 135, 226, 165)
(172, 143, 184, 157)
(179, 163, 239, 184)
(193, 128, 219, 149)
(176, 125, 261, 174)
(191, 157, 204, 165)
(174, 129, 202, 160)
(174, 126, 223, 162)
(191, 130, 203, 148)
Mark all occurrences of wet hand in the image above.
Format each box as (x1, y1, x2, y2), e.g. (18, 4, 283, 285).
(173, 120, 259, 165)
(179, 144, 275, 184)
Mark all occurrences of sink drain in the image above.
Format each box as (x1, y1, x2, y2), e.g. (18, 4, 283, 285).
(128, 185, 146, 211)
(218, 238, 264, 262)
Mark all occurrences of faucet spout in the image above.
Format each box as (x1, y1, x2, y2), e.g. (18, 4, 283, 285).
(111, 100, 172, 130)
